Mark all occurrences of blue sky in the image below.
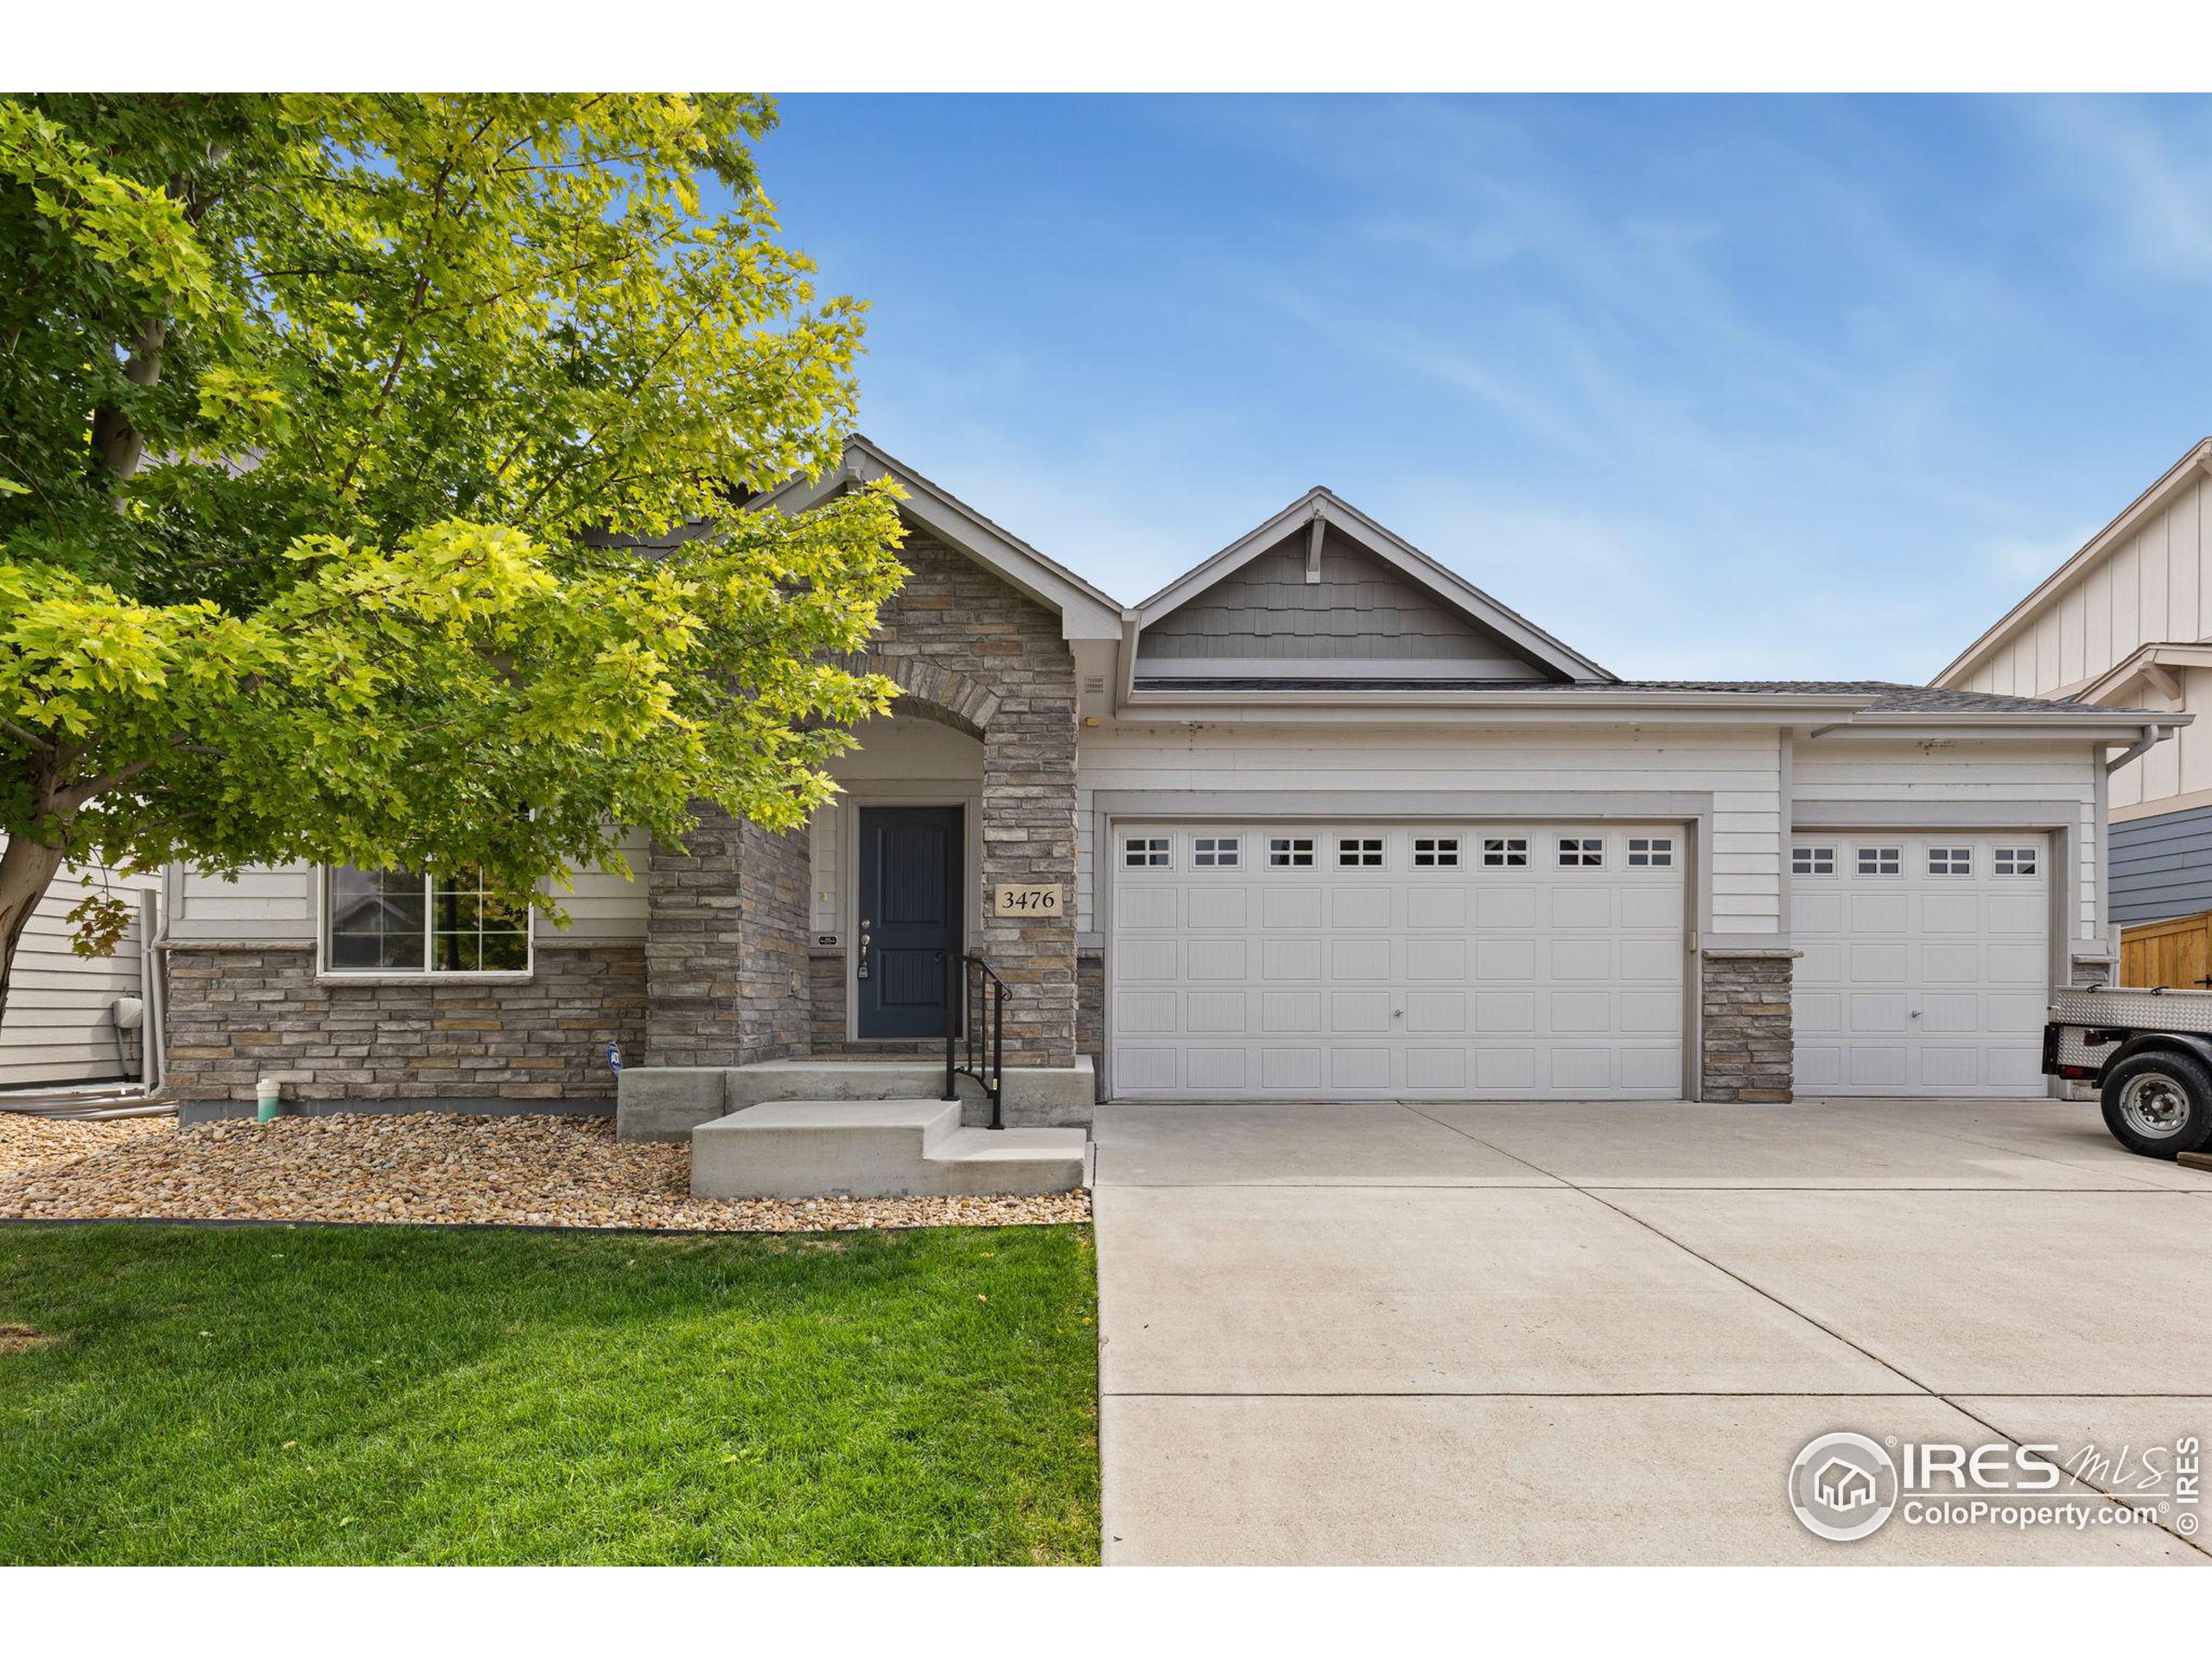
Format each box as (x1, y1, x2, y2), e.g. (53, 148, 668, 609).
(745, 95, 2212, 681)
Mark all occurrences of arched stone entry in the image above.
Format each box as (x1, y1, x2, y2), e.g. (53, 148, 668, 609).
(643, 528, 1079, 1071)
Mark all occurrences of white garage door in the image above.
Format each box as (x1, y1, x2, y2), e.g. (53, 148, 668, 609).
(1109, 823, 1687, 1099)
(1790, 833, 2050, 1096)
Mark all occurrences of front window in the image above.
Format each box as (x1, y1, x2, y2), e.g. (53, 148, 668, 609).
(326, 866, 531, 975)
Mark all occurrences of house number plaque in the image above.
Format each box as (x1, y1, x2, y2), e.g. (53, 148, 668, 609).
(993, 882, 1064, 917)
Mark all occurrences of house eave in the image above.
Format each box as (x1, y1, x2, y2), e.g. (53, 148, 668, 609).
(757, 435, 1126, 645)
(1112, 688, 1885, 724)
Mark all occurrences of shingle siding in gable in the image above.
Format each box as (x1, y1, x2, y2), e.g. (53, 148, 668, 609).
(1135, 526, 1554, 675)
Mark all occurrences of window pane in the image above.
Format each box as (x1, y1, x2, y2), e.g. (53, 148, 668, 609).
(327, 866, 425, 970)
(426, 869, 530, 972)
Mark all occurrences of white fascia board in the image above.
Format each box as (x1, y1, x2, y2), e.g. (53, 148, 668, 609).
(1933, 439, 2212, 688)
(1133, 487, 1616, 684)
(1111, 690, 1882, 726)
(1805, 712, 2189, 743)
(756, 437, 1125, 644)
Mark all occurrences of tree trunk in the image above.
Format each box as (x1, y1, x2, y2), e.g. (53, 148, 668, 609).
(88, 316, 166, 489)
(0, 834, 69, 1027)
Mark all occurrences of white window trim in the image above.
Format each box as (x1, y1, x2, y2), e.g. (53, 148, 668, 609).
(316, 864, 536, 982)
(1122, 835, 1174, 870)
(1927, 847, 1974, 877)
(1193, 835, 1243, 869)
(1856, 846, 1903, 877)
(1335, 836, 1387, 868)
(1411, 836, 1462, 868)
(1268, 835, 1317, 868)
(1557, 836, 1605, 868)
(1482, 836, 1530, 868)
(1792, 845, 1836, 876)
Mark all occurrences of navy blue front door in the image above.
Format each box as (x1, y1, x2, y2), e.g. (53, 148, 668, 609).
(855, 805, 963, 1039)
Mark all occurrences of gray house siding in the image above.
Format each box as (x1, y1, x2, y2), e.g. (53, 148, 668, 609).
(1134, 526, 1556, 677)
(2111, 804, 2212, 925)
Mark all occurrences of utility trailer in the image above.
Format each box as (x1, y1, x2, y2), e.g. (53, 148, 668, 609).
(2045, 986, 2212, 1158)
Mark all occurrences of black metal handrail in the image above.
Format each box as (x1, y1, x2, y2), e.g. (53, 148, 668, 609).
(943, 950, 1007, 1129)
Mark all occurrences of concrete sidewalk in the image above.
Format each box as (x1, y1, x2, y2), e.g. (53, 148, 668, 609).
(1091, 1098, 2212, 1565)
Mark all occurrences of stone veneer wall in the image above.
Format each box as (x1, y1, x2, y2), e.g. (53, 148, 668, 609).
(840, 531, 1079, 1067)
(1700, 950, 1794, 1103)
(1077, 949, 1103, 1093)
(643, 806, 809, 1067)
(164, 944, 645, 1110)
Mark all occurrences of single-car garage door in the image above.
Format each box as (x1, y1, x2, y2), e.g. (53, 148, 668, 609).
(1109, 823, 1687, 1099)
(1790, 832, 2050, 1096)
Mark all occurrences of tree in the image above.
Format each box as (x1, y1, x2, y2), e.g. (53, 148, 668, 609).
(0, 93, 906, 1016)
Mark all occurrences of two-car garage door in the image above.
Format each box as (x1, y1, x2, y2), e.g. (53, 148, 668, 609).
(1109, 823, 1687, 1099)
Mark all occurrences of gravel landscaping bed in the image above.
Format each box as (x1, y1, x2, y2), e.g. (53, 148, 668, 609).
(0, 1112, 168, 1179)
(0, 1112, 1090, 1232)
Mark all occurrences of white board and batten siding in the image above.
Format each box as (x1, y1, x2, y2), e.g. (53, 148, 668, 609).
(1950, 466, 2211, 816)
(0, 840, 159, 1090)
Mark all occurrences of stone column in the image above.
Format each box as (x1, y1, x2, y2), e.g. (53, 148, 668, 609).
(645, 805, 809, 1067)
(1700, 948, 1795, 1102)
(978, 700, 1078, 1067)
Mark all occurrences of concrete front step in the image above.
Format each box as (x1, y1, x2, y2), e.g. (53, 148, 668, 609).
(620, 1056, 1098, 1143)
(690, 1097, 1088, 1199)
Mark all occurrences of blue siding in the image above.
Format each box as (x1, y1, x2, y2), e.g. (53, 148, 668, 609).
(2112, 804, 2212, 925)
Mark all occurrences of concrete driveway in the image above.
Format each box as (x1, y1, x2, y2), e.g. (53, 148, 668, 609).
(1091, 1097, 2212, 1565)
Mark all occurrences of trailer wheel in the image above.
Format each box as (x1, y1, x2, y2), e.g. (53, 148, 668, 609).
(2100, 1051, 2212, 1159)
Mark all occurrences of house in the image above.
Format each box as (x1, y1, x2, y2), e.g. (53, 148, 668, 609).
(1936, 438, 2212, 932)
(0, 838, 161, 1093)
(160, 438, 2170, 1123)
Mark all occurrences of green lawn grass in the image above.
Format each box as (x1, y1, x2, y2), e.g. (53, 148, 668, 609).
(0, 1221, 1098, 1564)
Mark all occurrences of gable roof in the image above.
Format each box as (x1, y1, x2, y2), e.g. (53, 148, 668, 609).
(1934, 437, 2212, 688)
(1135, 486, 1616, 684)
(755, 434, 1125, 643)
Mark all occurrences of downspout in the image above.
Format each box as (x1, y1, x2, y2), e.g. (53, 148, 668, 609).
(141, 887, 165, 1092)
(2106, 722, 2170, 774)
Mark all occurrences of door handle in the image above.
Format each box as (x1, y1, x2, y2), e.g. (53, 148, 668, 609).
(858, 919, 873, 981)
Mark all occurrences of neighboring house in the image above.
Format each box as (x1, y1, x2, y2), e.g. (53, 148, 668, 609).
(0, 838, 160, 1091)
(162, 438, 2168, 1118)
(1936, 438, 2212, 930)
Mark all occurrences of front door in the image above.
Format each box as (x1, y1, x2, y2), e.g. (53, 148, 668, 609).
(855, 804, 963, 1039)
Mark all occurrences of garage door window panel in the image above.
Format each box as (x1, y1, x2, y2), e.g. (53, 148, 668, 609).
(1193, 836, 1241, 868)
